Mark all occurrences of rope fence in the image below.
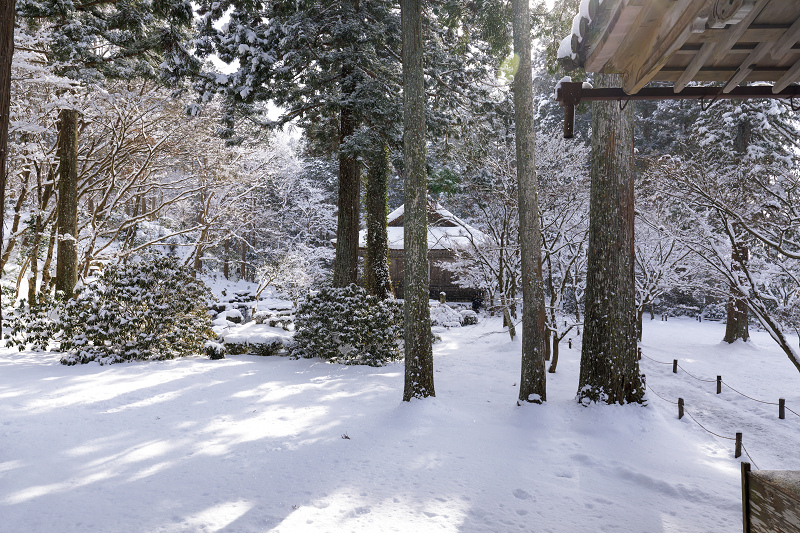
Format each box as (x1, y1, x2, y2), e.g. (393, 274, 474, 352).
(639, 349, 800, 471)
(641, 352, 796, 419)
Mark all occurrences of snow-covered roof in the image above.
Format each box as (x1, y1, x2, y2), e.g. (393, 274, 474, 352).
(360, 202, 487, 251)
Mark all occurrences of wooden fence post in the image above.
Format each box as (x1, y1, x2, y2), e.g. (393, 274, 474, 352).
(779, 398, 785, 420)
(673, 359, 678, 373)
(717, 376, 722, 394)
(741, 462, 750, 533)
(735, 432, 742, 458)
(678, 397, 684, 419)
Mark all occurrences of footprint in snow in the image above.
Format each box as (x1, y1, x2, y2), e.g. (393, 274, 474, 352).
(512, 488, 532, 500)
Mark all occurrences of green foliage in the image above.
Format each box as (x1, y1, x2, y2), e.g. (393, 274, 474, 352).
(292, 284, 402, 366)
(3, 294, 62, 352)
(57, 256, 214, 365)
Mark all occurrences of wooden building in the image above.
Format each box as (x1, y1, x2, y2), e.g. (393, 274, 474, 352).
(358, 201, 486, 301)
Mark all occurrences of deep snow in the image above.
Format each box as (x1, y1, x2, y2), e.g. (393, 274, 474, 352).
(1, 317, 799, 532)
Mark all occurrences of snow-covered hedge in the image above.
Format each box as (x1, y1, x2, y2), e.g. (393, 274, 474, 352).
(292, 284, 402, 366)
(59, 256, 215, 365)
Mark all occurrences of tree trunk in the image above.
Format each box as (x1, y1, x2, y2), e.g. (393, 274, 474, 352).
(577, 73, 644, 405)
(637, 307, 644, 341)
(513, 0, 547, 403)
(0, 0, 15, 334)
(401, 0, 434, 401)
(548, 336, 559, 373)
(55, 109, 80, 297)
(724, 239, 749, 343)
(40, 221, 57, 301)
(240, 240, 246, 281)
(223, 239, 229, 279)
(332, 111, 361, 287)
(364, 142, 393, 300)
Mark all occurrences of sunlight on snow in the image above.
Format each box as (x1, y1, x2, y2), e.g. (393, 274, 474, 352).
(275, 489, 469, 532)
(4, 469, 114, 505)
(180, 499, 253, 532)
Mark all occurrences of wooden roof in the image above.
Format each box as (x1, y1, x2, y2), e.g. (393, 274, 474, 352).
(564, 0, 800, 94)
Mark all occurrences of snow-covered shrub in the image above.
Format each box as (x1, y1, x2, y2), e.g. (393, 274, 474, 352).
(205, 341, 226, 360)
(59, 256, 214, 365)
(430, 302, 463, 327)
(3, 294, 62, 351)
(292, 284, 402, 366)
(460, 309, 478, 325)
(701, 302, 727, 321)
(253, 310, 294, 330)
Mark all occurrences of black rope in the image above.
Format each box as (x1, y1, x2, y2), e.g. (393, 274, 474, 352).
(721, 381, 780, 405)
(676, 363, 716, 383)
(645, 382, 679, 405)
(741, 444, 760, 470)
(785, 405, 800, 419)
(683, 407, 736, 440)
(642, 353, 672, 365)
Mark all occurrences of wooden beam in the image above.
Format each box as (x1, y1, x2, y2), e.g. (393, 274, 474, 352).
(710, 0, 771, 64)
(724, 41, 772, 92)
(618, 0, 712, 93)
(773, 57, 800, 93)
(771, 17, 800, 60)
(584, 0, 644, 72)
(675, 42, 716, 93)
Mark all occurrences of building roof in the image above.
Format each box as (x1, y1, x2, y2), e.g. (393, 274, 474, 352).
(358, 201, 487, 251)
(559, 0, 800, 94)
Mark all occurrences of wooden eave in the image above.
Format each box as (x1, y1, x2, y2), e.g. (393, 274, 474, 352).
(576, 0, 800, 94)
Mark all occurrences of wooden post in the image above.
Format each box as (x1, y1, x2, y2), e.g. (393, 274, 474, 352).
(678, 397, 684, 419)
(717, 375, 722, 394)
(439, 292, 446, 304)
(637, 347, 642, 360)
(568, 338, 572, 349)
(735, 432, 742, 458)
(673, 359, 678, 373)
(779, 398, 785, 420)
(741, 462, 751, 533)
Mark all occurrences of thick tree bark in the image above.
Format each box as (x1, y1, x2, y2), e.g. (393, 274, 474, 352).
(55, 109, 80, 297)
(724, 238, 749, 343)
(332, 112, 361, 286)
(513, 0, 547, 403)
(401, 0, 434, 401)
(0, 0, 15, 333)
(364, 143, 393, 300)
(577, 73, 643, 405)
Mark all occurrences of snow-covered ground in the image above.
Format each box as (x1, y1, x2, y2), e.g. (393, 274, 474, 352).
(2, 317, 798, 532)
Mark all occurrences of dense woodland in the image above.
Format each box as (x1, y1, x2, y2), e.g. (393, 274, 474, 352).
(1, 0, 799, 399)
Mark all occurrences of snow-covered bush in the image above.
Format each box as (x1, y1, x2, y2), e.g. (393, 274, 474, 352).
(460, 309, 478, 325)
(59, 256, 214, 365)
(3, 294, 62, 351)
(292, 284, 402, 366)
(205, 341, 226, 360)
(430, 302, 464, 327)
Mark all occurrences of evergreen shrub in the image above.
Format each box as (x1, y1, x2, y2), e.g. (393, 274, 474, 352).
(292, 284, 402, 366)
(59, 256, 214, 365)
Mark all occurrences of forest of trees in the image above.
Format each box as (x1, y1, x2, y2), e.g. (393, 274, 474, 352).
(1, 0, 799, 401)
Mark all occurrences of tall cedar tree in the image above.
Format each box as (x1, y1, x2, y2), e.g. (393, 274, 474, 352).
(0, 0, 14, 332)
(513, 0, 547, 403)
(194, 0, 403, 287)
(194, 0, 503, 290)
(402, 0, 434, 401)
(577, 73, 644, 405)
